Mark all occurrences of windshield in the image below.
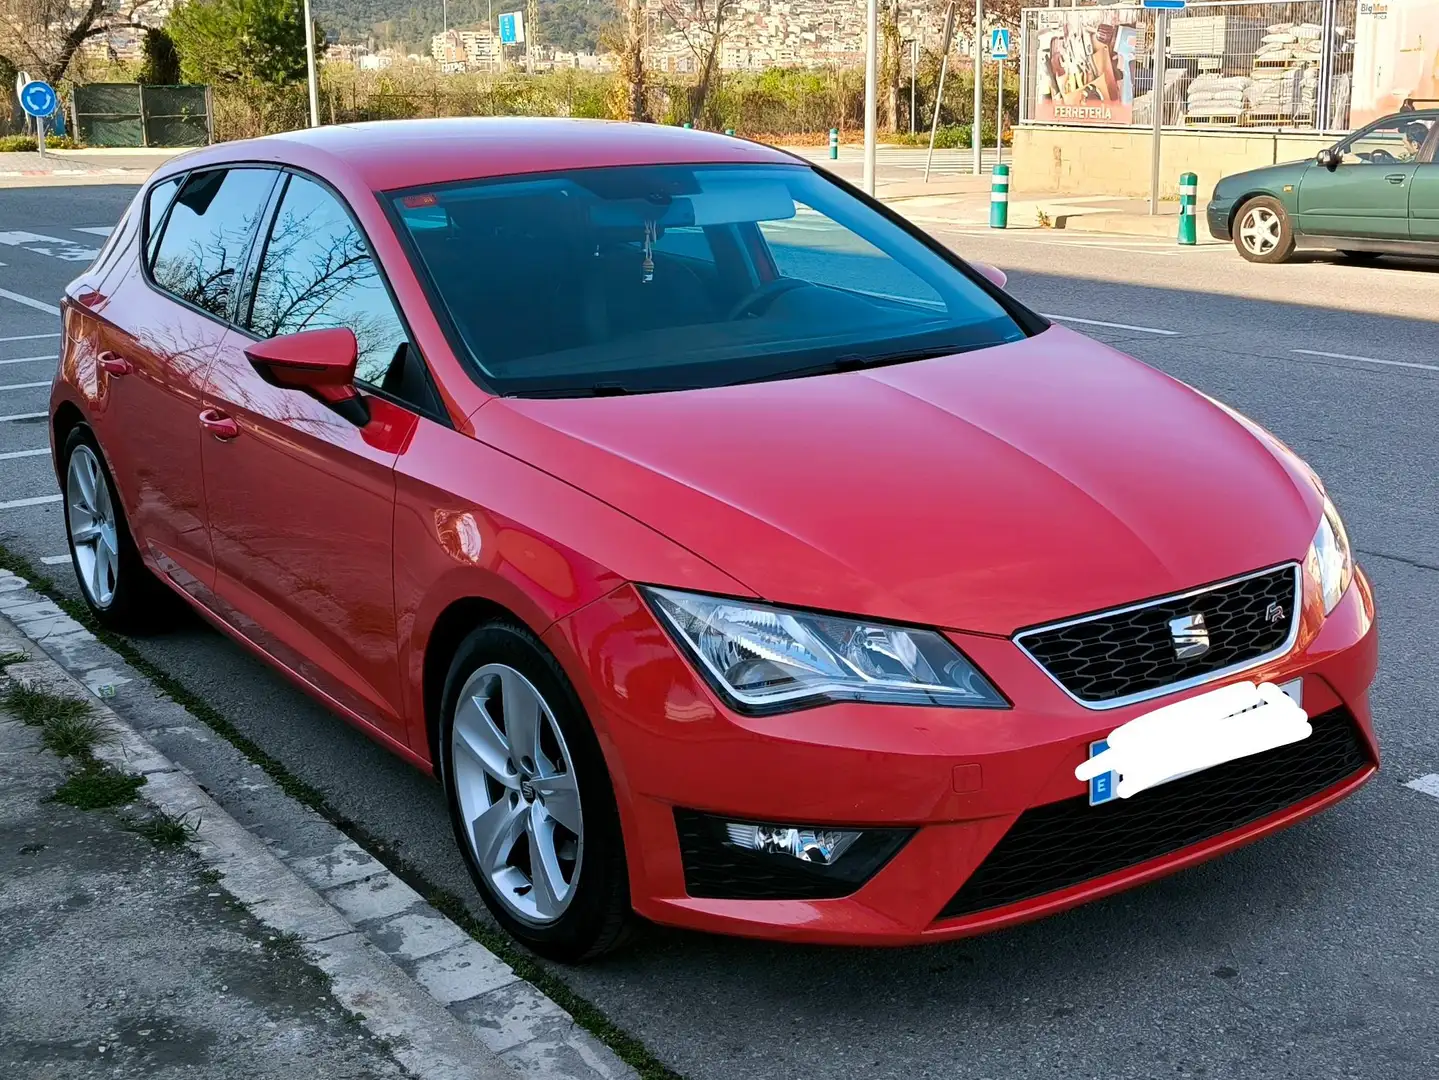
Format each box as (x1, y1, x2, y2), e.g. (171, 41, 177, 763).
(389, 163, 1029, 397)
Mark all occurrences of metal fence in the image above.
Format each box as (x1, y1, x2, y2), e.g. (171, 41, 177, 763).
(1020, 0, 1358, 133)
(72, 84, 213, 147)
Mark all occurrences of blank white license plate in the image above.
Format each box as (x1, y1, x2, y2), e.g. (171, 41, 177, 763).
(1086, 678, 1304, 806)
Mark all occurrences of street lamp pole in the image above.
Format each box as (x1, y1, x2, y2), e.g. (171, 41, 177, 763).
(864, 0, 878, 194)
(302, 0, 319, 127)
(972, 0, 983, 175)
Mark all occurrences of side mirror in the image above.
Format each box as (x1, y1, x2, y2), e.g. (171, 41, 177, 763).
(244, 327, 368, 425)
(972, 261, 1008, 289)
(1316, 148, 1338, 170)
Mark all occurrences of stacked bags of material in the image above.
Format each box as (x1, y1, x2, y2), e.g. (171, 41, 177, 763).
(1254, 23, 1324, 65)
(1245, 67, 1304, 115)
(1134, 68, 1188, 125)
(1186, 73, 1250, 117)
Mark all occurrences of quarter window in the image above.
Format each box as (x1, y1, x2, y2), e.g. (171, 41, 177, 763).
(248, 175, 410, 387)
(150, 168, 278, 320)
(143, 176, 182, 265)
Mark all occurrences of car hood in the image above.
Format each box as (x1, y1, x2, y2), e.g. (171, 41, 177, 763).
(474, 326, 1321, 636)
(1214, 160, 1310, 198)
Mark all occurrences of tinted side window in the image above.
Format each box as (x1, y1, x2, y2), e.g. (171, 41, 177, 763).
(151, 168, 277, 320)
(248, 175, 409, 387)
(143, 176, 182, 266)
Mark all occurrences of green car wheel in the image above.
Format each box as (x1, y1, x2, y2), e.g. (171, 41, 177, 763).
(1234, 197, 1296, 265)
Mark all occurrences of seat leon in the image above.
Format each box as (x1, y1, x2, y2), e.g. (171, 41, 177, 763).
(51, 119, 1379, 962)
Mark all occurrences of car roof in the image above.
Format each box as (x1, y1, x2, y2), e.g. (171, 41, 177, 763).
(157, 117, 803, 193)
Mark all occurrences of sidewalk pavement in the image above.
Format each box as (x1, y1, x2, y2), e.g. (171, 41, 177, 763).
(0, 686, 413, 1079)
(0, 147, 187, 186)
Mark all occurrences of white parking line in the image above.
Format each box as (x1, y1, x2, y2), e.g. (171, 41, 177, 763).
(1292, 348, 1439, 373)
(1043, 314, 1180, 336)
(0, 447, 48, 461)
(0, 411, 47, 423)
(39, 554, 70, 565)
(0, 355, 55, 366)
(0, 494, 60, 510)
(0, 332, 59, 342)
(0, 380, 49, 392)
(1406, 774, 1439, 800)
(0, 288, 59, 315)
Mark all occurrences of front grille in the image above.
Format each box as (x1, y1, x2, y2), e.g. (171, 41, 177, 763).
(674, 810, 912, 901)
(937, 706, 1370, 920)
(1016, 564, 1299, 706)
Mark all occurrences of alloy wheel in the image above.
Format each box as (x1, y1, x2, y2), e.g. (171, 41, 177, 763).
(1239, 206, 1281, 256)
(451, 663, 584, 925)
(66, 444, 120, 609)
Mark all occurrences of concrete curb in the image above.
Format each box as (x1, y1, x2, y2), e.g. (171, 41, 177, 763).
(0, 568, 637, 1080)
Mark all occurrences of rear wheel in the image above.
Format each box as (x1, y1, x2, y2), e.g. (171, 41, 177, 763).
(61, 426, 176, 633)
(439, 621, 632, 962)
(1233, 197, 1295, 264)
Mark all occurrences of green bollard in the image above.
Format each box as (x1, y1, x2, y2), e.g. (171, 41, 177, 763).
(683, 121, 693, 129)
(1178, 171, 1197, 245)
(725, 127, 735, 136)
(829, 127, 839, 160)
(990, 163, 1010, 229)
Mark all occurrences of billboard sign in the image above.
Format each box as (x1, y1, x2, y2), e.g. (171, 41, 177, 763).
(1031, 9, 1142, 125)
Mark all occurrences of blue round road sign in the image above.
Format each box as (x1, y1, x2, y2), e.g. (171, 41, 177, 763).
(19, 80, 57, 119)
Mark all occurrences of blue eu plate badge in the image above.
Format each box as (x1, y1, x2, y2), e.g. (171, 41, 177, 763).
(1088, 739, 1117, 806)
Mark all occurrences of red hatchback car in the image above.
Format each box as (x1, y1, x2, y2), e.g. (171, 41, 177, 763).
(52, 119, 1378, 962)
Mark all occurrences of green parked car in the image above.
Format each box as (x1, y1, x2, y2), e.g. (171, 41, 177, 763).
(1207, 109, 1439, 263)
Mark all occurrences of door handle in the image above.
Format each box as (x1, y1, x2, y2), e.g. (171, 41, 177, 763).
(1386, 173, 1407, 184)
(198, 408, 240, 441)
(97, 351, 131, 376)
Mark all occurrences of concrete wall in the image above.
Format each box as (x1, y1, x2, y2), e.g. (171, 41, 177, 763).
(1012, 124, 1335, 200)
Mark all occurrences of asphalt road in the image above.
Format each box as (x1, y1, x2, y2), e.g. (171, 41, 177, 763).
(2, 182, 1438, 1080)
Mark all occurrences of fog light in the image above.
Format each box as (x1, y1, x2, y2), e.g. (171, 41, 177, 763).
(723, 822, 861, 865)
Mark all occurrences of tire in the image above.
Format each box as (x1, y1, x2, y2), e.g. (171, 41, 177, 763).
(1339, 249, 1382, 265)
(60, 425, 178, 634)
(439, 621, 632, 963)
(1232, 197, 1296, 264)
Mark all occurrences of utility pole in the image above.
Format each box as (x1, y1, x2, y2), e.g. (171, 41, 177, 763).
(526, 0, 537, 74)
(864, 0, 878, 194)
(972, 0, 983, 175)
(302, 0, 319, 127)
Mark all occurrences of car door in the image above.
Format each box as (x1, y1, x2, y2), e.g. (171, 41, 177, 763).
(199, 171, 435, 746)
(1408, 116, 1439, 243)
(1296, 115, 1422, 240)
(91, 166, 280, 600)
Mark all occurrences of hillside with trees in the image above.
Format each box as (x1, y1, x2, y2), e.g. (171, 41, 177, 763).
(314, 0, 614, 53)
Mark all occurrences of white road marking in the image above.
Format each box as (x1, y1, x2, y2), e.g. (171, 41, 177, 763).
(1043, 314, 1180, 335)
(39, 554, 70, 565)
(0, 447, 48, 461)
(0, 332, 59, 342)
(0, 494, 60, 510)
(0, 230, 66, 245)
(0, 380, 49, 392)
(0, 289, 59, 315)
(0, 355, 55, 366)
(73, 226, 114, 237)
(1292, 348, 1439, 373)
(0, 411, 47, 423)
(1405, 774, 1439, 799)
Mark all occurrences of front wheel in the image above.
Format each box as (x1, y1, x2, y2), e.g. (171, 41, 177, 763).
(1233, 197, 1296, 264)
(438, 622, 632, 962)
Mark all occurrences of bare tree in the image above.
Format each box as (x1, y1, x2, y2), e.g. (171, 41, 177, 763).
(657, 0, 735, 126)
(0, 0, 166, 86)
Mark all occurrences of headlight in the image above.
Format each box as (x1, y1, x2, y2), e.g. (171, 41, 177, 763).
(643, 587, 1006, 713)
(1306, 496, 1353, 615)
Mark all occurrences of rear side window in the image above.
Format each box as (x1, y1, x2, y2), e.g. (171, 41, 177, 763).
(247, 174, 410, 387)
(150, 168, 278, 320)
(143, 176, 183, 265)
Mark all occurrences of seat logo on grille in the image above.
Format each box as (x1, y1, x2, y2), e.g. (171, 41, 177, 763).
(1168, 612, 1211, 660)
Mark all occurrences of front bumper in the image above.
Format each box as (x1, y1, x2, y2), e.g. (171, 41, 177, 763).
(1207, 198, 1235, 241)
(544, 569, 1378, 946)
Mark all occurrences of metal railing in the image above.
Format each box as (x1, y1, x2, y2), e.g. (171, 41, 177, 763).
(1020, 0, 1358, 133)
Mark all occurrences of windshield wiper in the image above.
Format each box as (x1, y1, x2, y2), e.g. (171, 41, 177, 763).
(721, 343, 991, 387)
